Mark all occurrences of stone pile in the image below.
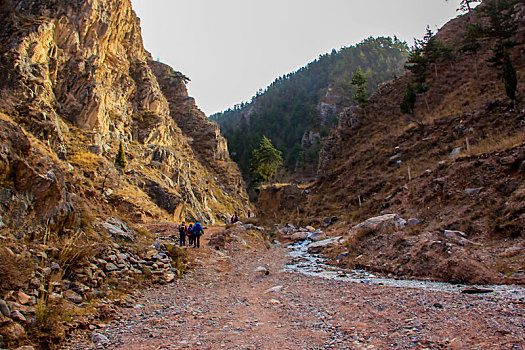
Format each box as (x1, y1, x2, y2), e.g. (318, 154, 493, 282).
(0, 219, 181, 347)
(277, 224, 327, 243)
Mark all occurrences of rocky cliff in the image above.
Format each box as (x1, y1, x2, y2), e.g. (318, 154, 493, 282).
(0, 1, 248, 347)
(0, 0, 248, 230)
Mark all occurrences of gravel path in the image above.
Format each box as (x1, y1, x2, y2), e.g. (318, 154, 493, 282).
(65, 227, 525, 350)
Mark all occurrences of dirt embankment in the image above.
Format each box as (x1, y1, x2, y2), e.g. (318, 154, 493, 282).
(63, 223, 525, 350)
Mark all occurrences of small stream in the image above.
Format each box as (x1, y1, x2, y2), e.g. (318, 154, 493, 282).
(284, 238, 525, 302)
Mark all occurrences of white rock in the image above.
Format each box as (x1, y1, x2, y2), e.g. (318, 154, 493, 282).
(92, 332, 110, 345)
(308, 236, 344, 253)
(444, 230, 467, 238)
(352, 214, 406, 231)
(254, 266, 269, 275)
(265, 285, 283, 293)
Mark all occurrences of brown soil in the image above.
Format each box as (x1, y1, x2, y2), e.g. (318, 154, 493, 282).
(64, 225, 525, 350)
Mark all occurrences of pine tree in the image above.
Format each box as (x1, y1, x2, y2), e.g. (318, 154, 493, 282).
(350, 67, 369, 108)
(115, 141, 127, 171)
(400, 84, 417, 114)
(468, 0, 520, 101)
(249, 136, 283, 183)
(459, 0, 481, 12)
(502, 51, 518, 102)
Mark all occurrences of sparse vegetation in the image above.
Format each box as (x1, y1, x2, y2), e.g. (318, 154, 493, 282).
(467, 0, 520, 102)
(164, 244, 190, 276)
(115, 140, 128, 171)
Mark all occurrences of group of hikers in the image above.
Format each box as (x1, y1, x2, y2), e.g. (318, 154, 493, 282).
(178, 221, 204, 248)
(178, 210, 252, 247)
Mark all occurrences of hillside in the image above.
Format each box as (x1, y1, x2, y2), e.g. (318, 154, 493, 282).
(211, 37, 408, 179)
(0, 0, 248, 347)
(258, 1, 525, 285)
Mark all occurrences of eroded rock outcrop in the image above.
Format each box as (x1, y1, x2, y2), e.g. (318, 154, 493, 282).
(0, 2, 249, 346)
(0, 0, 249, 226)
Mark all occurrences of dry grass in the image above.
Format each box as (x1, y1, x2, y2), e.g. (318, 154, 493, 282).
(164, 244, 190, 276)
(48, 231, 99, 279)
(68, 151, 99, 168)
(462, 133, 525, 157)
(260, 183, 292, 190)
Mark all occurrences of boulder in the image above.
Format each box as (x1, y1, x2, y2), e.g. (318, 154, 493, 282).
(464, 187, 483, 195)
(164, 273, 175, 283)
(64, 290, 83, 304)
(254, 266, 269, 275)
(309, 232, 327, 242)
(290, 232, 308, 241)
(407, 218, 420, 226)
(449, 147, 461, 158)
(10, 311, 26, 323)
(145, 250, 157, 260)
(444, 230, 467, 238)
(0, 300, 10, 317)
(17, 291, 31, 306)
(352, 214, 406, 231)
(105, 263, 118, 272)
(265, 285, 283, 293)
(101, 218, 136, 242)
(322, 217, 338, 228)
(92, 332, 111, 345)
(0, 322, 26, 344)
(308, 236, 344, 253)
(336, 252, 350, 260)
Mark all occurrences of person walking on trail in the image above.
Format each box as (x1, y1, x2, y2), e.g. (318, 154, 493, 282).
(193, 221, 204, 248)
(247, 210, 251, 218)
(187, 223, 194, 247)
(178, 222, 187, 247)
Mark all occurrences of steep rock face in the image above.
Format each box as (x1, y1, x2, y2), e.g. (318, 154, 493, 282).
(0, 116, 78, 239)
(0, 0, 249, 229)
(149, 61, 247, 205)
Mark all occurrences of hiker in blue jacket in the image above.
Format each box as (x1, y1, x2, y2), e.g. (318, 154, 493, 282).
(193, 221, 204, 248)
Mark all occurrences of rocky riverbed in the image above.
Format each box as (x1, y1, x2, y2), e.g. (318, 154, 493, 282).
(61, 223, 525, 350)
(285, 235, 525, 302)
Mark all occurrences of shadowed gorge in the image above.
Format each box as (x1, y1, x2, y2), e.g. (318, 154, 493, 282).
(0, 0, 524, 349)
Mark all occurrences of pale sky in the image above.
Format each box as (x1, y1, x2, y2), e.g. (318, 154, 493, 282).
(131, 0, 466, 116)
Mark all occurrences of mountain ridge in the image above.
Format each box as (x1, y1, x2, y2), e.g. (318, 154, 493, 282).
(211, 36, 409, 180)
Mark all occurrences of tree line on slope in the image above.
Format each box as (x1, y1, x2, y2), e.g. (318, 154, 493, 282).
(211, 37, 409, 180)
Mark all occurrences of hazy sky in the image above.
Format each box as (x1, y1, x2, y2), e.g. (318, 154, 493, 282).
(131, 0, 465, 116)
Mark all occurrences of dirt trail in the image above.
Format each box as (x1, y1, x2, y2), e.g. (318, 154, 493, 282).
(66, 225, 525, 350)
